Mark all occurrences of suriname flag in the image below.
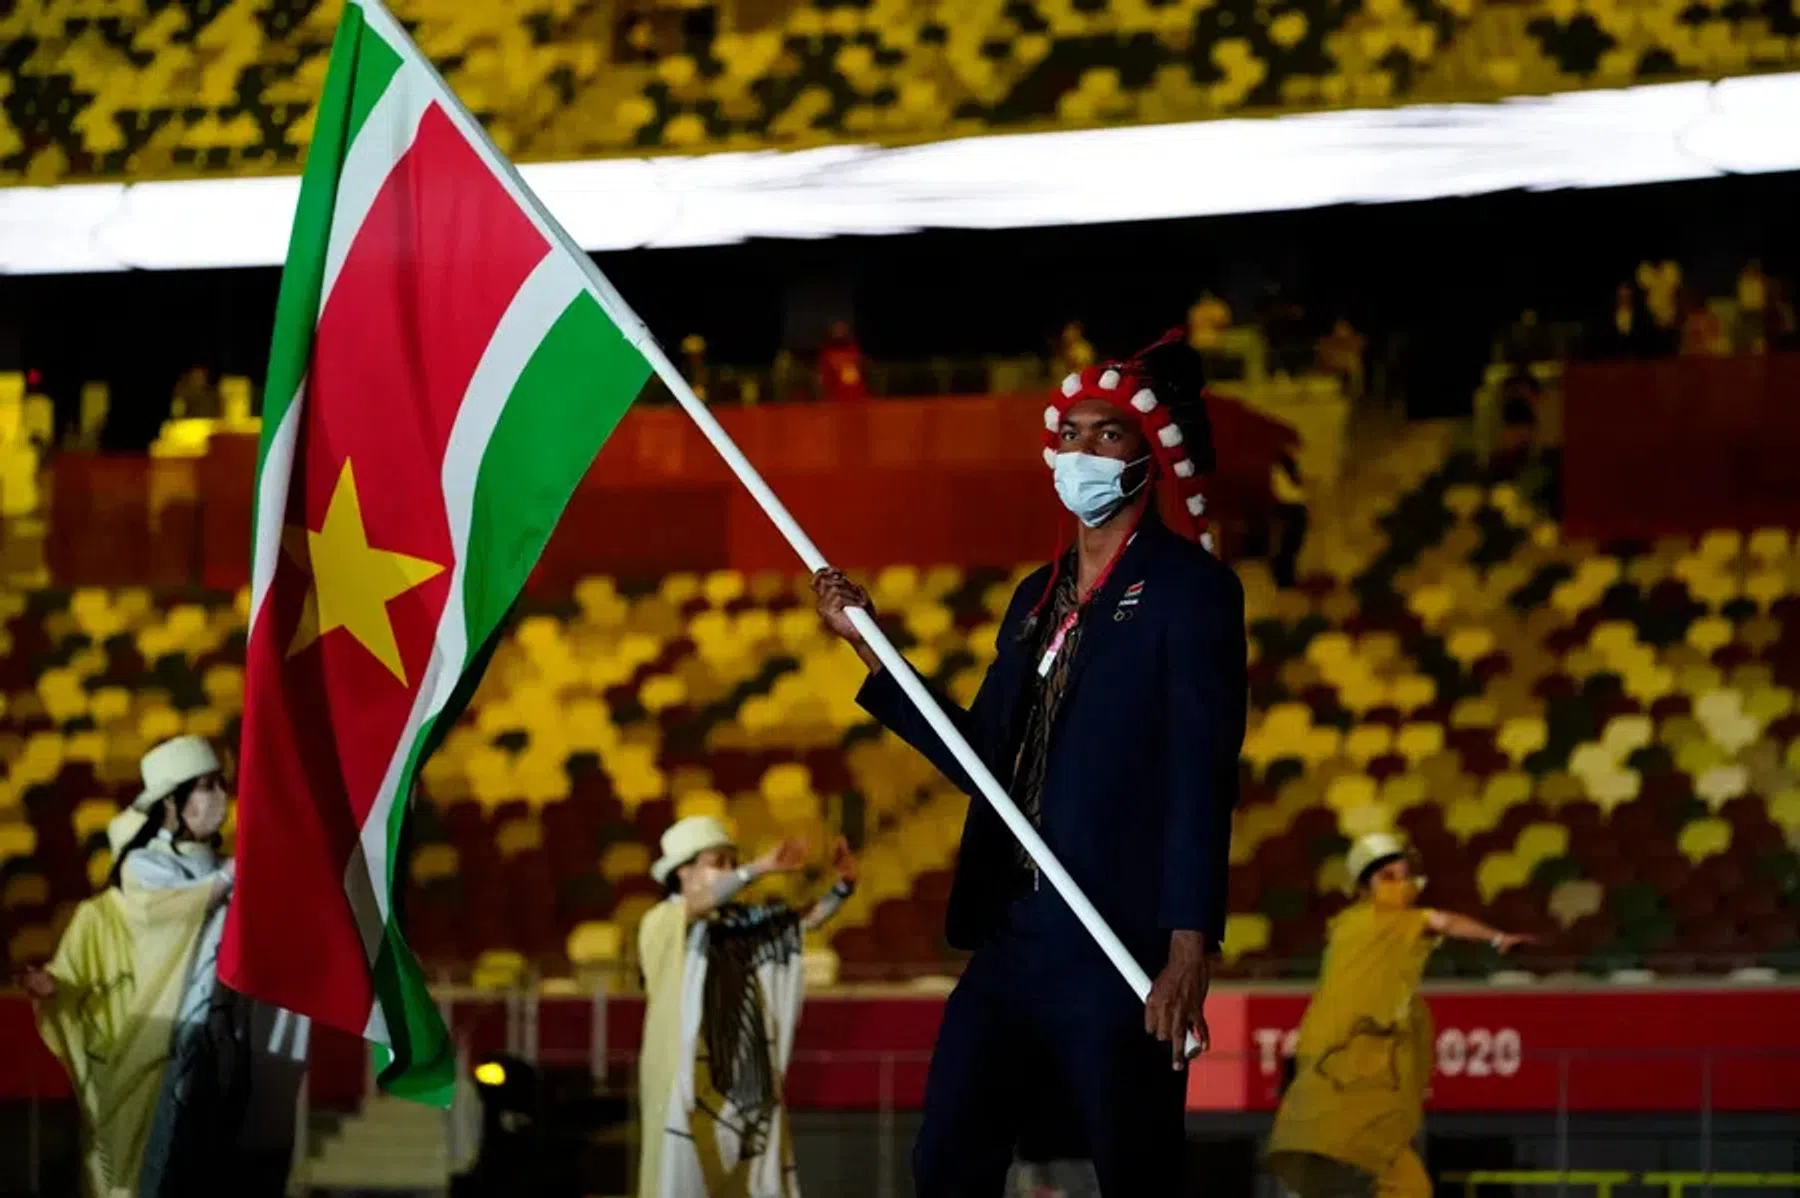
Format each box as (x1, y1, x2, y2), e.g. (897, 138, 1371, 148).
(218, 0, 655, 1105)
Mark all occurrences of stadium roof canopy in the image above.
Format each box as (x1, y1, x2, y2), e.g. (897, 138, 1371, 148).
(2, 71, 1797, 274)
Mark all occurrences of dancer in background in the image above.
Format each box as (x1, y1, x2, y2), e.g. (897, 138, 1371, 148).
(637, 815, 858, 1198)
(127, 738, 309, 1196)
(1265, 833, 1535, 1198)
(23, 737, 238, 1196)
(22, 736, 308, 1197)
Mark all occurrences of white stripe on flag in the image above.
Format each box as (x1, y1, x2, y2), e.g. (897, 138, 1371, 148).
(343, 248, 586, 1036)
(248, 385, 307, 629)
(319, 54, 436, 311)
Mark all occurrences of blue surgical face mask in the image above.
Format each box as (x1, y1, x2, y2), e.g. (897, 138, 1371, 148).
(1052, 451, 1149, 528)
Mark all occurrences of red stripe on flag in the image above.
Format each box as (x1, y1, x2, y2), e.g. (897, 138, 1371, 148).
(223, 102, 552, 1034)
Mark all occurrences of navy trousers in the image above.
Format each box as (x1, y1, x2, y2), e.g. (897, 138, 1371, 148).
(913, 895, 1189, 1197)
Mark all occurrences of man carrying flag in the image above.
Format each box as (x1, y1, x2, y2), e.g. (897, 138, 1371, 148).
(814, 334, 1247, 1194)
(219, 0, 667, 1101)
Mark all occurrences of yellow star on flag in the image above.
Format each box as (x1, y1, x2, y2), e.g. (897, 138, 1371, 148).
(284, 459, 445, 685)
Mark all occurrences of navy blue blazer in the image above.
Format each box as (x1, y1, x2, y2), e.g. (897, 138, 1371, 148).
(857, 518, 1247, 974)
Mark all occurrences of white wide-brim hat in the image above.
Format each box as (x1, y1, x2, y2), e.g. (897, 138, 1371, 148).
(107, 809, 149, 860)
(1345, 832, 1410, 891)
(650, 816, 736, 885)
(134, 735, 222, 812)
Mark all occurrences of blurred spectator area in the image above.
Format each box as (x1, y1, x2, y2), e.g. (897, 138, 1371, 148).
(35, 350, 1800, 594)
(33, 384, 1301, 589)
(5, 428, 1800, 988)
(4, 0, 1800, 183)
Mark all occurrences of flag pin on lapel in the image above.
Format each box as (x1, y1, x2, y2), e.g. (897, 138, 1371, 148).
(1115, 580, 1144, 621)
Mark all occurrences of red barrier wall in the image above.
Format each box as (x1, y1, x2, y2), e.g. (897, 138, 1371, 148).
(47, 395, 1294, 590)
(3, 986, 1795, 1114)
(1563, 354, 1800, 540)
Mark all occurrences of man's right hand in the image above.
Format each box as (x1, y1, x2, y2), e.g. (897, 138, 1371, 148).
(811, 569, 875, 646)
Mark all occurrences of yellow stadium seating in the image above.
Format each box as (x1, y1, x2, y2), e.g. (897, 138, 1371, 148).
(5, 0, 1797, 183)
(4, 424, 1799, 986)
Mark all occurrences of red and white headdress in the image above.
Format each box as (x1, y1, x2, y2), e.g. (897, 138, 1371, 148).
(1041, 338, 1213, 550)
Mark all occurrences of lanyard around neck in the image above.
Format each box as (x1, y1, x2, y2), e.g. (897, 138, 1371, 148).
(1036, 527, 1138, 679)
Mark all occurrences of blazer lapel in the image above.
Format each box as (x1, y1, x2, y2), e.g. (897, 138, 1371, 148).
(987, 599, 1045, 760)
(1055, 531, 1154, 714)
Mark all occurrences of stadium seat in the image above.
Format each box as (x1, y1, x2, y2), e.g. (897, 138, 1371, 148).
(1695, 765, 1750, 809)
(1223, 912, 1272, 964)
(1476, 852, 1531, 903)
(1548, 879, 1604, 928)
(1677, 818, 1733, 862)
(803, 946, 841, 987)
(1514, 822, 1569, 866)
(472, 949, 528, 991)
(411, 843, 460, 886)
(2, 873, 49, 910)
(601, 842, 653, 883)
(567, 920, 624, 971)
(0, 822, 38, 864)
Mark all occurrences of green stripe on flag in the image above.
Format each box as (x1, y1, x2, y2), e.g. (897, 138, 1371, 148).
(462, 292, 652, 646)
(371, 601, 517, 1108)
(372, 931, 455, 1104)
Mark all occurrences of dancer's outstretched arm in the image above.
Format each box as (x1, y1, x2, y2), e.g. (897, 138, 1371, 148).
(801, 838, 859, 931)
(684, 838, 809, 924)
(1426, 909, 1535, 953)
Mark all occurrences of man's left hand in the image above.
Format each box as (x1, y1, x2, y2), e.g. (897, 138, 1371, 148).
(1144, 930, 1211, 1070)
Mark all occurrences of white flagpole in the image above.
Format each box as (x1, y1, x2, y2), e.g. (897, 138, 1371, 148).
(364, 0, 1196, 1052)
